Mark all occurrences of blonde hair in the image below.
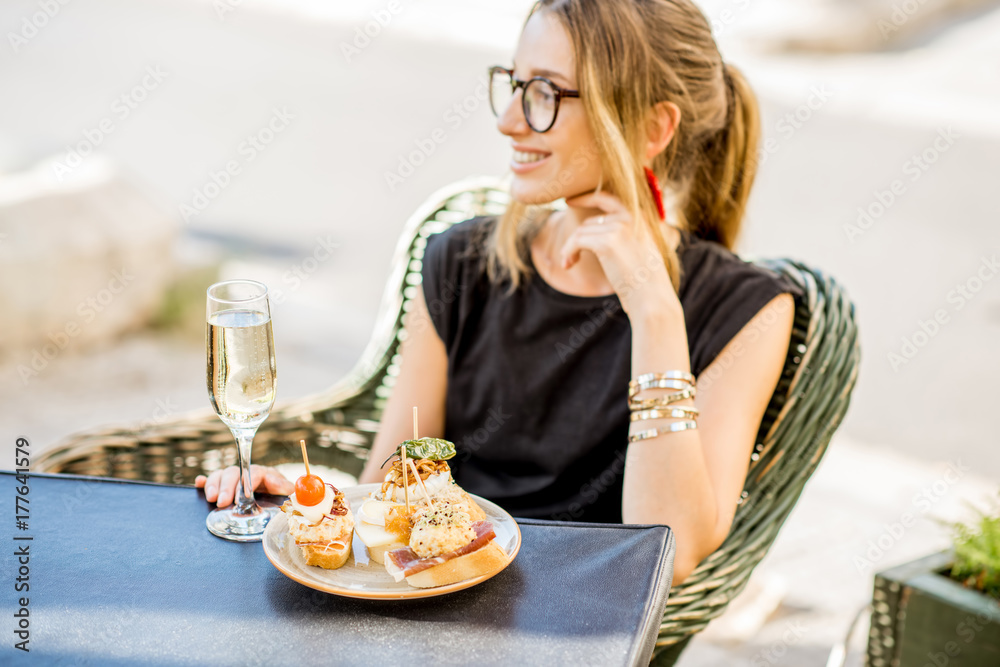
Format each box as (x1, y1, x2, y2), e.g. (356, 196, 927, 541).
(484, 0, 761, 294)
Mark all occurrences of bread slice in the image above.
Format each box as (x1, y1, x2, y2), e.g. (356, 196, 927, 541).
(287, 510, 354, 570)
(394, 540, 509, 588)
(300, 541, 351, 569)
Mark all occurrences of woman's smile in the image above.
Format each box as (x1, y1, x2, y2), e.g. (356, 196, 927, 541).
(510, 145, 552, 173)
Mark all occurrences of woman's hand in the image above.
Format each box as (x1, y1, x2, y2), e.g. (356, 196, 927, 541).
(194, 465, 294, 507)
(559, 190, 679, 320)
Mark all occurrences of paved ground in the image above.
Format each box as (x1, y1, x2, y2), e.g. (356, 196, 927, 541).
(2, 0, 999, 664)
(678, 435, 996, 665)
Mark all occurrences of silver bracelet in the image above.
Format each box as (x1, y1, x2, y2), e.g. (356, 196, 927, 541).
(629, 406, 700, 422)
(628, 386, 696, 410)
(628, 420, 699, 443)
(628, 377, 692, 398)
(630, 371, 696, 387)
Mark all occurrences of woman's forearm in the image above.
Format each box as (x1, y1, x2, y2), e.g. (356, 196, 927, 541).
(621, 300, 719, 577)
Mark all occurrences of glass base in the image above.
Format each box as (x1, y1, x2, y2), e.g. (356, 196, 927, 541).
(206, 502, 280, 542)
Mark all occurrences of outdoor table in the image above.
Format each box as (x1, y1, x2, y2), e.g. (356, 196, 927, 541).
(1, 470, 676, 666)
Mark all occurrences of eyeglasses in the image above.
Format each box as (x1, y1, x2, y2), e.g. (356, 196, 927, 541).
(488, 65, 580, 133)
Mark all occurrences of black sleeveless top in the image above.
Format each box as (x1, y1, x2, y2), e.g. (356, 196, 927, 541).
(421, 215, 803, 523)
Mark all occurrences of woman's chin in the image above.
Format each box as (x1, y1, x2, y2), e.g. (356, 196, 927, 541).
(509, 178, 560, 206)
(509, 171, 601, 207)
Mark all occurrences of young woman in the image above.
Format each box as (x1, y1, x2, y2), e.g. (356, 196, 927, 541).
(197, 0, 800, 586)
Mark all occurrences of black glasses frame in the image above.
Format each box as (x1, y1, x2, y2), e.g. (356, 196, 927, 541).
(488, 65, 580, 133)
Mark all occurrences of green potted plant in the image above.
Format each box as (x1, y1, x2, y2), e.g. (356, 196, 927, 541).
(949, 504, 1000, 601)
(866, 495, 1000, 666)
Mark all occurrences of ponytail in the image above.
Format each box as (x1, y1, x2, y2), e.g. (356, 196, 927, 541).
(683, 63, 760, 250)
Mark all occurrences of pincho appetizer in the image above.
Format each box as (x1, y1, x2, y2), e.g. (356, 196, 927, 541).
(382, 491, 508, 589)
(356, 409, 507, 587)
(280, 441, 354, 570)
(355, 435, 485, 563)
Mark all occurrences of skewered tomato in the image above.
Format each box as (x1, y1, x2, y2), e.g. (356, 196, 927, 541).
(295, 474, 325, 506)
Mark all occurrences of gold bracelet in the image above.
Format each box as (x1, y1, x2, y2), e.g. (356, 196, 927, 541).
(628, 420, 699, 442)
(629, 406, 700, 421)
(630, 371, 696, 387)
(628, 378, 692, 398)
(628, 386, 696, 410)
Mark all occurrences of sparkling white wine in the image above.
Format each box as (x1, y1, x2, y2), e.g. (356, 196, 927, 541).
(207, 309, 277, 428)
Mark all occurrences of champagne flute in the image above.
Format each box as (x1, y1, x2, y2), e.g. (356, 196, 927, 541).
(204, 279, 279, 541)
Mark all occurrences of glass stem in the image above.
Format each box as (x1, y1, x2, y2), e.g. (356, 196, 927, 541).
(232, 426, 259, 515)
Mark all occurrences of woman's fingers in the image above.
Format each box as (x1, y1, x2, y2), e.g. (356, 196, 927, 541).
(215, 466, 243, 508)
(561, 229, 606, 270)
(247, 464, 268, 491)
(197, 470, 224, 502)
(249, 464, 291, 494)
(198, 465, 292, 507)
(263, 468, 295, 496)
(564, 190, 627, 215)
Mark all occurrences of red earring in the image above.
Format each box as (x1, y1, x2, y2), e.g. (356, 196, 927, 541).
(643, 166, 665, 221)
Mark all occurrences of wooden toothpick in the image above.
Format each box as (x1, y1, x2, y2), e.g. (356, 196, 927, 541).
(300, 439, 311, 477)
(400, 442, 409, 513)
(399, 406, 421, 513)
(408, 458, 436, 512)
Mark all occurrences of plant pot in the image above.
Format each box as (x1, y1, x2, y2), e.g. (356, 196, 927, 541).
(867, 550, 1000, 666)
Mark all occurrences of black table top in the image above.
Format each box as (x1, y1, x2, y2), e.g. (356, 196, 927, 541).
(1, 470, 675, 666)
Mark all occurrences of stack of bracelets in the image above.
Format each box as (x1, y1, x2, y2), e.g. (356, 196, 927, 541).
(627, 371, 699, 443)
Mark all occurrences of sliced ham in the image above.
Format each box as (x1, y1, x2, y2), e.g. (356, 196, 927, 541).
(386, 521, 495, 577)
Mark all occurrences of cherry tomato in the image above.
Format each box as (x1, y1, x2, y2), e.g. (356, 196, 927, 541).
(295, 474, 325, 506)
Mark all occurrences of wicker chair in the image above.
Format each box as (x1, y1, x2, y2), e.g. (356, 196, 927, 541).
(34, 176, 860, 663)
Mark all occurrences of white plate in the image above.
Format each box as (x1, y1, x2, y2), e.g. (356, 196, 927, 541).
(261, 483, 522, 599)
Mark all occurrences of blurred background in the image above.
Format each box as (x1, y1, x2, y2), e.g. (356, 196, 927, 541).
(2, 0, 998, 663)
